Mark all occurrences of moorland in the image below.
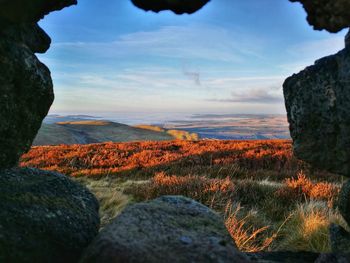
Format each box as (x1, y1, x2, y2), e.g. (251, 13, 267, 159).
(20, 139, 345, 253)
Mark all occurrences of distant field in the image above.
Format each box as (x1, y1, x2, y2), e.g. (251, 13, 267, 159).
(21, 140, 343, 253)
(33, 121, 186, 146)
(164, 114, 290, 140)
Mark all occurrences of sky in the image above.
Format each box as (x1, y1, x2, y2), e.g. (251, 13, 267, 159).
(39, 0, 347, 118)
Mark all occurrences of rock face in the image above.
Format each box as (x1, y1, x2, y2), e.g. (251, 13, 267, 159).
(0, 1, 75, 168)
(0, 168, 100, 263)
(283, 38, 350, 176)
(330, 223, 350, 253)
(0, 0, 77, 24)
(290, 0, 350, 33)
(0, 25, 53, 168)
(81, 196, 248, 263)
(131, 0, 210, 14)
(337, 179, 350, 228)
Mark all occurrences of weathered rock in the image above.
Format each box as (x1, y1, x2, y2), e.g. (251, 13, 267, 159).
(131, 0, 210, 14)
(330, 224, 350, 253)
(0, 27, 54, 168)
(346, 30, 350, 48)
(315, 253, 350, 263)
(0, 0, 77, 25)
(290, 0, 350, 33)
(0, 167, 99, 263)
(338, 180, 350, 225)
(1, 23, 51, 53)
(246, 251, 320, 262)
(0, 0, 76, 169)
(283, 37, 350, 176)
(81, 196, 248, 263)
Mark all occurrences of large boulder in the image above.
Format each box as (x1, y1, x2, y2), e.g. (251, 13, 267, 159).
(283, 34, 350, 176)
(80, 196, 248, 263)
(131, 0, 210, 14)
(290, 0, 350, 33)
(0, 0, 75, 168)
(0, 24, 53, 168)
(0, 167, 99, 263)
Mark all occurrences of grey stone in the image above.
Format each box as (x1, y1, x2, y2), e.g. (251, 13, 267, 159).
(315, 253, 350, 263)
(80, 196, 248, 263)
(1, 23, 51, 53)
(0, 28, 54, 168)
(330, 224, 350, 253)
(290, 0, 350, 33)
(0, 0, 77, 24)
(338, 180, 350, 225)
(246, 251, 320, 262)
(283, 40, 350, 176)
(131, 0, 210, 14)
(0, 167, 100, 263)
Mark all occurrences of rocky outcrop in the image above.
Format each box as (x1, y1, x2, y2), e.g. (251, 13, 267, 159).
(338, 179, 350, 226)
(131, 0, 210, 14)
(0, 0, 77, 25)
(283, 36, 350, 176)
(290, 0, 350, 33)
(0, 25, 53, 168)
(0, 1, 75, 168)
(80, 196, 248, 263)
(0, 167, 99, 263)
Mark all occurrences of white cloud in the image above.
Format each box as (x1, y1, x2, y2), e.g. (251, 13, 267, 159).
(52, 24, 264, 62)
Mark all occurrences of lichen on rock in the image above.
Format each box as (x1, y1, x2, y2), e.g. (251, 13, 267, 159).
(80, 196, 248, 263)
(283, 36, 350, 176)
(0, 168, 100, 263)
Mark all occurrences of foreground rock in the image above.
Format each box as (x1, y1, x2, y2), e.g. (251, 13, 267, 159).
(330, 224, 350, 253)
(0, 168, 99, 263)
(131, 0, 210, 14)
(81, 196, 248, 263)
(290, 0, 350, 32)
(283, 34, 350, 176)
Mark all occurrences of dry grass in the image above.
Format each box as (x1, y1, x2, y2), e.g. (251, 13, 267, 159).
(20, 140, 343, 252)
(277, 201, 347, 252)
(126, 172, 235, 210)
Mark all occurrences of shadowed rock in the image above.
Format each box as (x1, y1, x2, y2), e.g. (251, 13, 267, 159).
(0, 0, 75, 168)
(0, 0, 77, 24)
(283, 35, 350, 176)
(338, 180, 350, 226)
(290, 0, 350, 33)
(0, 168, 100, 263)
(0, 24, 54, 168)
(131, 0, 210, 14)
(315, 253, 350, 263)
(330, 224, 350, 253)
(80, 196, 248, 263)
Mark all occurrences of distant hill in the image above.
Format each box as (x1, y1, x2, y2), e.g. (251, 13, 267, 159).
(33, 121, 183, 146)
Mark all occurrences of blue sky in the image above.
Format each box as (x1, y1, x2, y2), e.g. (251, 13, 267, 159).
(39, 0, 347, 117)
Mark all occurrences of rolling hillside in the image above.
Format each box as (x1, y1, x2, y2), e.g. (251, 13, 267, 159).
(33, 121, 177, 146)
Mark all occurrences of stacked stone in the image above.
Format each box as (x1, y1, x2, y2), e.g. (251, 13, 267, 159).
(0, 1, 100, 262)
